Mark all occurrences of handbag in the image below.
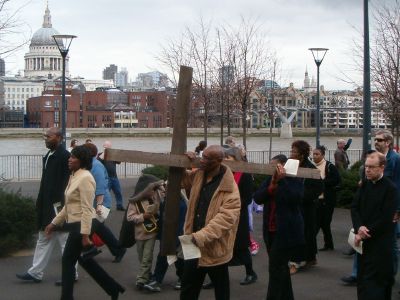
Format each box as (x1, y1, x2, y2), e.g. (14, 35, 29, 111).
(135, 201, 158, 233)
(118, 204, 136, 248)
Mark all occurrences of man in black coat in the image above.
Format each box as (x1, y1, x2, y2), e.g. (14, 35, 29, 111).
(16, 128, 70, 283)
(351, 151, 397, 300)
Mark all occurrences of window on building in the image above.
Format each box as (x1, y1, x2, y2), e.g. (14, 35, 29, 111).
(54, 111, 59, 123)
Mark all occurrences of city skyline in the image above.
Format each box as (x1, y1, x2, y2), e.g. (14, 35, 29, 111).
(3, 0, 392, 90)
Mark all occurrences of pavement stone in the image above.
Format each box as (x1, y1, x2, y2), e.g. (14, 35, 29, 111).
(2, 178, 399, 299)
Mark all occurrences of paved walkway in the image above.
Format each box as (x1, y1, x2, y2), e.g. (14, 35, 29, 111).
(2, 179, 399, 300)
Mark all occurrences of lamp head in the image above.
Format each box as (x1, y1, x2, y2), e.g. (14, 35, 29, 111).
(52, 34, 77, 56)
(309, 48, 329, 66)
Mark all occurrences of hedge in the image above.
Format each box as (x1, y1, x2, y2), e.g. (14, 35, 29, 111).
(0, 187, 36, 257)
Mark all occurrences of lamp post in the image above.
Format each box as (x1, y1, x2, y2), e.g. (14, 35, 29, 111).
(52, 34, 77, 148)
(309, 48, 328, 147)
(362, 0, 371, 153)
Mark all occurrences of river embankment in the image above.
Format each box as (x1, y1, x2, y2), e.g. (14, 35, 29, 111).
(0, 127, 363, 139)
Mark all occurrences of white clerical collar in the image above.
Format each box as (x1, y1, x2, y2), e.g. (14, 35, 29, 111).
(371, 174, 384, 184)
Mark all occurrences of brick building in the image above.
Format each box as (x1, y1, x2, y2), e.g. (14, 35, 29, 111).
(26, 88, 173, 129)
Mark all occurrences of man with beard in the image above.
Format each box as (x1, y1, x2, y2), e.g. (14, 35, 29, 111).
(180, 145, 241, 300)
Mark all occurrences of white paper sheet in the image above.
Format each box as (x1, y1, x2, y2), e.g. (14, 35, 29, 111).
(96, 205, 110, 223)
(178, 235, 201, 260)
(347, 228, 363, 254)
(284, 159, 299, 176)
(167, 255, 178, 265)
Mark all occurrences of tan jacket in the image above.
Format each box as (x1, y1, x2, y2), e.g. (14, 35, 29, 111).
(183, 165, 241, 267)
(52, 169, 96, 235)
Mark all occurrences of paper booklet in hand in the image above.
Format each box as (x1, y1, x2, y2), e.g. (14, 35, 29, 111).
(284, 159, 300, 176)
(178, 235, 201, 260)
(96, 205, 110, 223)
(347, 228, 363, 254)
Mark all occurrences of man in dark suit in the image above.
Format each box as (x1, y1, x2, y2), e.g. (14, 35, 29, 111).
(351, 151, 397, 300)
(16, 128, 70, 283)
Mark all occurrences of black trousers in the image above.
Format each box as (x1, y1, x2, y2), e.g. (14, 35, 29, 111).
(180, 259, 230, 300)
(357, 277, 392, 300)
(153, 253, 184, 283)
(316, 200, 335, 249)
(266, 232, 295, 300)
(303, 203, 317, 262)
(61, 222, 123, 300)
(91, 218, 123, 257)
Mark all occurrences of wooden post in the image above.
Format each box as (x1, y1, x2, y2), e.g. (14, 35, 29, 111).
(162, 66, 193, 255)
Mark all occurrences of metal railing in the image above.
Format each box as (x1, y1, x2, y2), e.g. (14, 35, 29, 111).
(246, 149, 363, 165)
(0, 149, 363, 182)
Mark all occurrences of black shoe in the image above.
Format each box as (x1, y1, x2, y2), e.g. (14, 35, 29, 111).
(202, 281, 214, 289)
(16, 272, 41, 283)
(341, 276, 357, 285)
(319, 246, 334, 251)
(116, 206, 125, 211)
(112, 248, 126, 263)
(342, 248, 356, 256)
(240, 273, 258, 285)
(55, 277, 78, 286)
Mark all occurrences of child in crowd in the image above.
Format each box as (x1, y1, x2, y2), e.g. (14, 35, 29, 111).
(127, 174, 165, 290)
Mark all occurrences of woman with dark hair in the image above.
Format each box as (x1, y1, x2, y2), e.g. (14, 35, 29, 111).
(67, 139, 78, 152)
(289, 140, 323, 275)
(253, 154, 305, 299)
(194, 140, 207, 156)
(313, 145, 340, 251)
(225, 147, 257, 285)
(45, 145, 125, 300)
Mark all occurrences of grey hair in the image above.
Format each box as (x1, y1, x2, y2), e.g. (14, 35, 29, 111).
(224, 147, 243, 161)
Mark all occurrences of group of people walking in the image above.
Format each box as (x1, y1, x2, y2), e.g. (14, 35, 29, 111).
(14, 128, 400, 300)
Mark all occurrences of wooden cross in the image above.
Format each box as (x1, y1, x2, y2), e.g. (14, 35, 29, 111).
(105, 66, 320, 255)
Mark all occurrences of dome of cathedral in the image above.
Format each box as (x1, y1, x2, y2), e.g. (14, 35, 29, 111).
(30, 4, 59, 47)
(31, 27, 60, 46)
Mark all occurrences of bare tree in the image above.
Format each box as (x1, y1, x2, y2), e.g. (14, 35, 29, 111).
(214, 27, 236, 142)
(185, 17, 216, 142)
(157, 36, 191, 87)
(229, 16, 271, 148)
(370, 2, 400, 145)
(0, 0, 31, 58)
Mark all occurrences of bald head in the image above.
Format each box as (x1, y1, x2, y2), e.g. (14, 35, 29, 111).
(103, 140, 112, 149)
(44, 127, 62, 150)
(204, 145, 225, 160)
(200, 145, 224, 173)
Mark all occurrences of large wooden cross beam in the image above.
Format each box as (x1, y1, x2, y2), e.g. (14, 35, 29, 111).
(105, 149, 321, 179)
(104, 66, 320, 255)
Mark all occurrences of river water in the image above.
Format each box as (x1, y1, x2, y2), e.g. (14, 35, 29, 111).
(0, 135, 364, 156)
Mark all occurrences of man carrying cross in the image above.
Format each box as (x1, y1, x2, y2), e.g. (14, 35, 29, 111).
(179, 145, 241, 300)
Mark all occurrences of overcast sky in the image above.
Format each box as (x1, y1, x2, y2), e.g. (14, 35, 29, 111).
(3, 0, 392, 90)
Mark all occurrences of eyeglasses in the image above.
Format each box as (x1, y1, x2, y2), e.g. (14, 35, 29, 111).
(374, 138, 386, 142)
(364, 165, 382, 169)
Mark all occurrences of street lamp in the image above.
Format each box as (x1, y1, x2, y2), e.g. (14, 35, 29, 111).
(309, 47, 328, 147)
(52, 34, 77, 148)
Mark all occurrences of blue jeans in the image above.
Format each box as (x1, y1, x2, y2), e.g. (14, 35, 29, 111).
(108, 176, 123, 208)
